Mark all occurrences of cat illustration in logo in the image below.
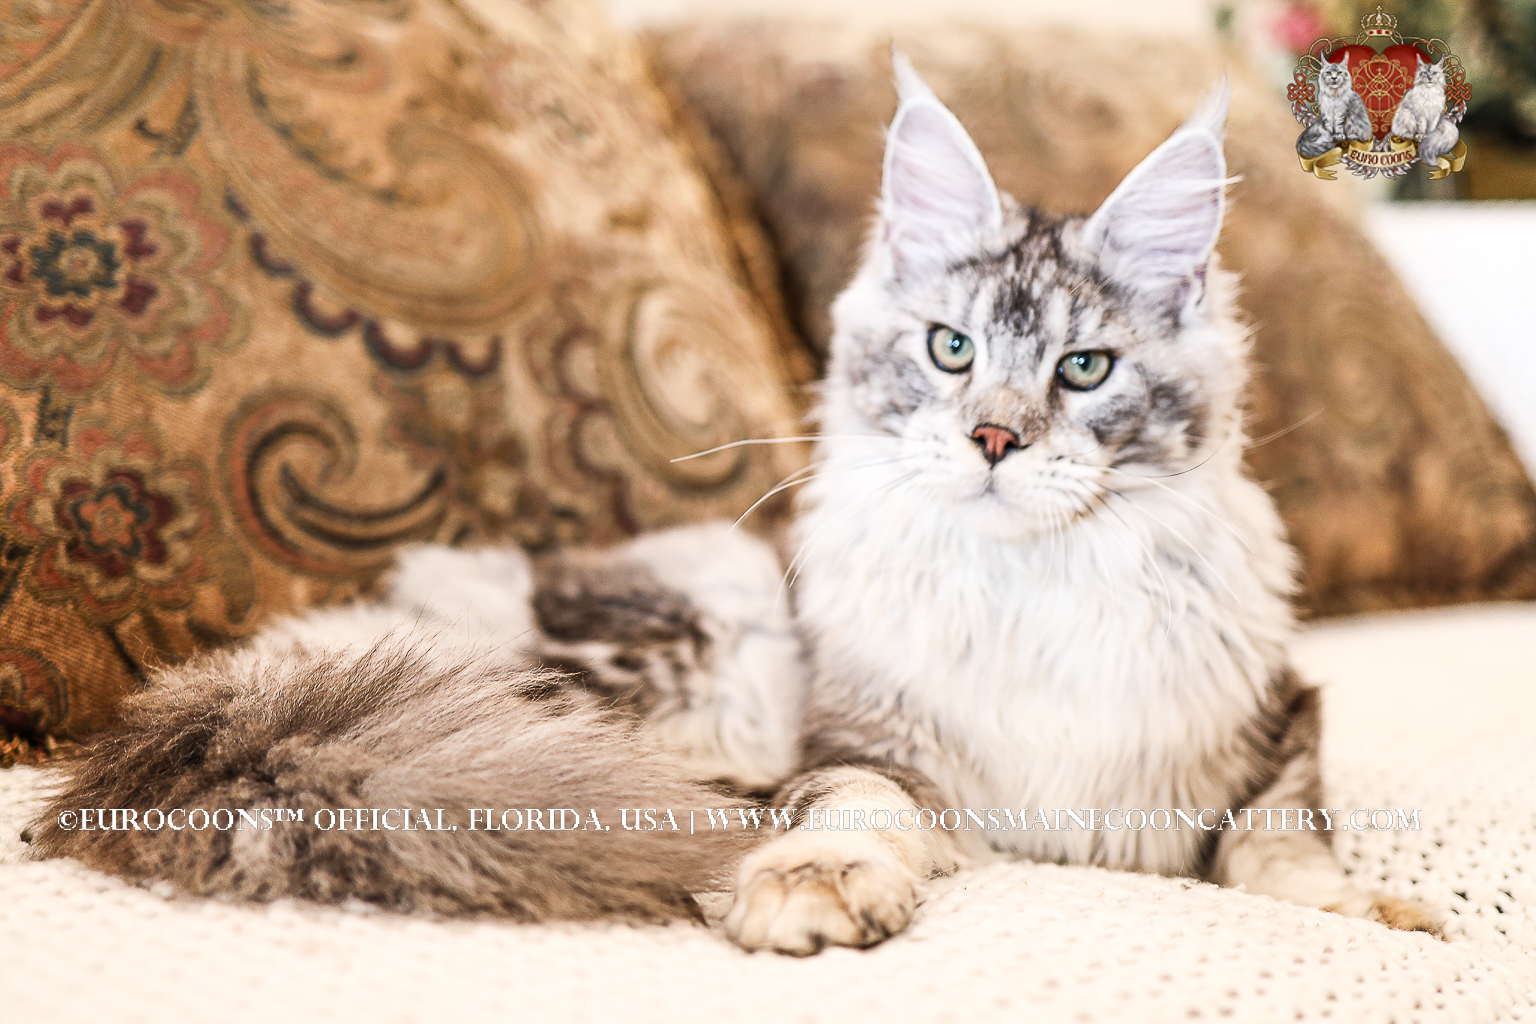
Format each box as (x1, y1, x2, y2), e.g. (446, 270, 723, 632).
(1297, 50, 1373, 159)
(1391, 52, 1459, 167)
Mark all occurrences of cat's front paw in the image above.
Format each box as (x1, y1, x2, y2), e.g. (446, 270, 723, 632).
(1326, 893, 1445, 938)
(1367, 895, 1446, 937)
(722, 830, 916, 955)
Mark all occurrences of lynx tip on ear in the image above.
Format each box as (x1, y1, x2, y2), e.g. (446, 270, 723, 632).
(879, 48, 1003, 275)
(1185, 77, 1231, 142)
(891, 49, 939, 105)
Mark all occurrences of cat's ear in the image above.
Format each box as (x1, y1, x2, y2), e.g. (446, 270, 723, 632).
(1080, 81, 1231, 318)
(879, 52, 1003, 277)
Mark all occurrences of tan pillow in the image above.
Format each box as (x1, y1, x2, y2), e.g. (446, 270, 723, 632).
(648, 18, 1536, 618)
(0, 0, 806, 754)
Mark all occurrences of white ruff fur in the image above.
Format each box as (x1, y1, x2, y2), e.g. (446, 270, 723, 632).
(789, 70, 1299, 874)
(796, 389, 1295, 874)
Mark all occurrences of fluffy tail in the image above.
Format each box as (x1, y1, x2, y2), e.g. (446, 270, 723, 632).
(26, 642, 761, 922)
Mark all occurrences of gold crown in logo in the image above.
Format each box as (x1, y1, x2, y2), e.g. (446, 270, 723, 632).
(1361, 5, 1398, 37)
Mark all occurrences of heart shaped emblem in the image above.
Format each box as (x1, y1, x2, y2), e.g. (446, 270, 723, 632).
(1328, 43, 1427, 139)
(1287, 5, 1470, 180)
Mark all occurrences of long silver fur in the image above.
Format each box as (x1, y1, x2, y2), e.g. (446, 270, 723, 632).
(722, 59, 1441, 954)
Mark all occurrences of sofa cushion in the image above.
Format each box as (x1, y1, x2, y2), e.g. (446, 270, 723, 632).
(0, 0, 806, 748)
(648, 19, 1536, 618)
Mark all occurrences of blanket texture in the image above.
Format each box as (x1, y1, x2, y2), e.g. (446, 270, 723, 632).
(1, 603, 1533, 1023)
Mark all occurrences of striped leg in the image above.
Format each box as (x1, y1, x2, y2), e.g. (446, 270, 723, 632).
(1210, 686, 1442, 935)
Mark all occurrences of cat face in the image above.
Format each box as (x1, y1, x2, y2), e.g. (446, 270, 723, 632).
(1318, 52, 1352, 93)
(822, 58, 1241, 541)
(1414, 53, 1445, 89)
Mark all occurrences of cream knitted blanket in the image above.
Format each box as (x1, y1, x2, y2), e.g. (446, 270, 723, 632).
(2, 603, 1533, 1023)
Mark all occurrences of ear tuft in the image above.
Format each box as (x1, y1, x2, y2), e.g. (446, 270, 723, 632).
(1080, 79, 1232, 313)
(892, 50, 940, 105)
(880, 51, 1003, 276)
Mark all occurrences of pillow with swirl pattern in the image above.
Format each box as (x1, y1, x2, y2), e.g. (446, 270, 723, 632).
(0, 0, 807, 757)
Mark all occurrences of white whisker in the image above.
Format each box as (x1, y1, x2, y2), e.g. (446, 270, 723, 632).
(1098, 464, 1254, 554)
(731, 455, 920, 532)
(728, 463, 823, 532)
(1114, 424, 1238, 480)
(781, 468, 923, 599)
(1105, 489, 1241, 603)
(1243, 409, 1322, 450)
(670, 434, 899, 464)
(1093, 490, 1177, 645)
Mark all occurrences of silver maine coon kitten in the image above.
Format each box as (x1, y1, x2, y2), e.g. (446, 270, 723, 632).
(31, 59, 1441, 948)
(1297, 50, 1373, 159)
(1391, 53, 1459, 168)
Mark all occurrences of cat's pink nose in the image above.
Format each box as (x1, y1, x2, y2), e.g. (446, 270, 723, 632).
(970, 424, 1022, 466)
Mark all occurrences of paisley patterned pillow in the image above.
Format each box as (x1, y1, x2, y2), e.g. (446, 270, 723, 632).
(0, 0, 808, 754)
(649, 19, 1536, 619)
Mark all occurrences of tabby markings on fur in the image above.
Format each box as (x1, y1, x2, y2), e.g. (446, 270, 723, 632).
(722, 55, 1440, 954)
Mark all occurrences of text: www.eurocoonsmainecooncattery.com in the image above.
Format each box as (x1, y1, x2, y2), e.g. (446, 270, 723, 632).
(51, 806, 1426, 834)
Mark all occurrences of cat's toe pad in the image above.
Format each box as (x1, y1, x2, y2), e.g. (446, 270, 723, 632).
(1326, 893, 1445, 938)
(722, 832, 916, 955)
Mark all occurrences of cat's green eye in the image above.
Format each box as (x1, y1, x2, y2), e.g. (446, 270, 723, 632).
(927, 325, 975, 374)
(1056, 350, 1114, 391)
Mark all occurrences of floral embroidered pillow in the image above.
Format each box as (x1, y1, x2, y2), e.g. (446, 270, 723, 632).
(0, 0, 805, 754)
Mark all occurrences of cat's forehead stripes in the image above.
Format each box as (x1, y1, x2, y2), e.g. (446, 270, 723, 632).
(943, 217, 1125, 372)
